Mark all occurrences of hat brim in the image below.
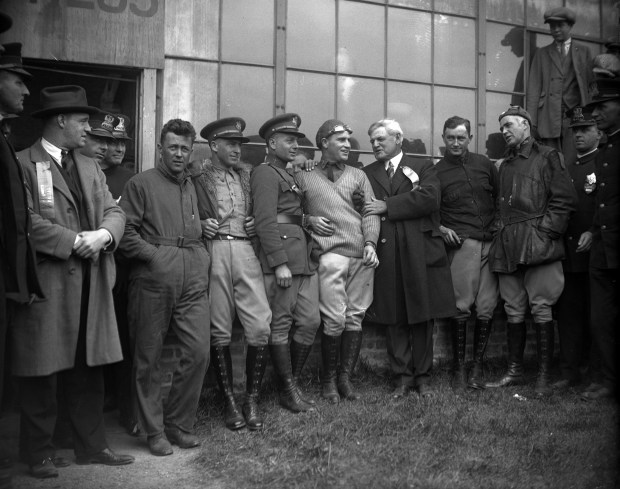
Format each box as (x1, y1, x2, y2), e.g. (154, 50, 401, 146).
(270, 129, 305, 139)
(585, 94, 620, 108)
(87, 129, 116, 139)
(31, 105, 100, 118)
(0, 66, 32, 78)
(112, 134, 132, 141)
(544, 17, 574, 24)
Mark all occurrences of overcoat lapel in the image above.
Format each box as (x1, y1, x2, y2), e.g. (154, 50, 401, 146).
(74, 151, 96, 229)
(391, 164, 409, 193)
(369, 162, 390, 195)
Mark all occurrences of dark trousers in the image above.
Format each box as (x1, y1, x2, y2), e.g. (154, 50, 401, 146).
(385, 321, 433, 388)
(589, 266, 619, 390)
(18, 262, 107, 465)
(555, 271, 591, 381)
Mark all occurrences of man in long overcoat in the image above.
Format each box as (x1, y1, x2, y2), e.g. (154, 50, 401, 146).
(363, 119, 456, 398)
(526, 7, 593, 160)
(13, 85, 133, 478)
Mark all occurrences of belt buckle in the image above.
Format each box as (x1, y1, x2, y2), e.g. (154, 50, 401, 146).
(176, 236, 185, 247)
(226, 234, 234, 240)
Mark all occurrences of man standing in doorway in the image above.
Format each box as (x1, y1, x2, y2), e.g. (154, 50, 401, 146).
(363, 119, 456, 399)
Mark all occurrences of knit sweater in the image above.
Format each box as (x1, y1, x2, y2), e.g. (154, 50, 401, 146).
(296, 165, 380, 258)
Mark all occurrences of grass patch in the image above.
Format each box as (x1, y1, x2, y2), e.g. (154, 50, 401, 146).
(193, 361, 618, 489)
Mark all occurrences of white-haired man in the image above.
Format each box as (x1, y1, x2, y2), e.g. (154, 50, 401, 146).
(362, 119, 456, 399)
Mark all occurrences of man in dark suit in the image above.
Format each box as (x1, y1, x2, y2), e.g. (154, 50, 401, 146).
(13, 85, 133, 478)
(580, 78, 620, 401)
(0, 36, 43, 488)
(362, 119, 456, 399)
(526, 7, 593, 161)
(250, 113, 321, 413)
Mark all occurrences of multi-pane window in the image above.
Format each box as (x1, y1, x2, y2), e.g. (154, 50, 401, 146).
(163, 0, 610, 165)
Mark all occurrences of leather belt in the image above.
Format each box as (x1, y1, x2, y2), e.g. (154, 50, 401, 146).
(144, 235, 204, 248)
(276, 214, 303, 226)
(213, 234, 251, 241)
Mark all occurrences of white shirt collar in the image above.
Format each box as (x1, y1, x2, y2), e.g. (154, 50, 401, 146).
(41, 137, 64, 164)
(384, 151, 404, 171)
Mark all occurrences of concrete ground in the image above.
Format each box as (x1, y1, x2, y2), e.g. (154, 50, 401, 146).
(11, 412, 214, 489)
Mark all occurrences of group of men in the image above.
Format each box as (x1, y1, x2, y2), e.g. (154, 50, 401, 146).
(0, 5, 619, 487)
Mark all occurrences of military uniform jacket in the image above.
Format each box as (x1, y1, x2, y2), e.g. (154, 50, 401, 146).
(250, 158, 316, 275)
(363, 155, 456, 325)
(590, 130, 620, 270)
(563, 149, 597, 273)
(13, 140, 125, 376)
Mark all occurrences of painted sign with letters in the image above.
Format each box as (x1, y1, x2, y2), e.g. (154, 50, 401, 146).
(0, 0, 164, 68)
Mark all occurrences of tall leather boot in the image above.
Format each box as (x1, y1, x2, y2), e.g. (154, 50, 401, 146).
(534, 321, 555, 397)
(270, 344, 315, 412)
(468, 319, 492, 389)
(242, 345, 268, 431)
(337, 330, 363, 401)
(290, 340, 316, 405)
(451, 319, 468, 388)
(321, 332, 341, 404)
(211, 345, 246, 430)
(484, 321, 526, 388)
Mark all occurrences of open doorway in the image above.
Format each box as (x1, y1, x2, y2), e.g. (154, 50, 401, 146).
(10, 59, 140, 172)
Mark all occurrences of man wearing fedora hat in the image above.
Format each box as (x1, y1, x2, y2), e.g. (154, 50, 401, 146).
(580, 78, 620, 401)
(485, 105, 577, 397)
(0, 33, 44, 486)
(553, 107, 600, 391)
(12, 85, 133, 477)
(193, 117, 271, 431)
(250, 113, 321, 413)
(526, 7, 594, 160)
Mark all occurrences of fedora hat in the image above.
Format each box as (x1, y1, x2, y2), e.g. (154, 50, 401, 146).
(31, 85, 99, 118)
(0, 43, 31, 78)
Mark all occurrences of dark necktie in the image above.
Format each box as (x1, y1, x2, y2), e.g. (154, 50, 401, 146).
(387, 161, 395, 180)
(60, 150, 71, 171)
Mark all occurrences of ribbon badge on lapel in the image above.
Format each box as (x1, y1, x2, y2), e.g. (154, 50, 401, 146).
(35, 161, 55, 219)
(401, 166, 420, 191)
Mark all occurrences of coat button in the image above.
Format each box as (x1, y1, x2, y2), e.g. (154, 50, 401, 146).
(68, 268, 76, 274)
(381, 238, 386, 243)
(383, 196, 387, 201)
(381, 216, 386, 221)
(282, 235, 287, 239)
(568, 236, 573, 240)
(600, 203, 605, 208)
(602, 225, 607, 230)
(603, 163, 608, 167)
(601, 182, 606, 187)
